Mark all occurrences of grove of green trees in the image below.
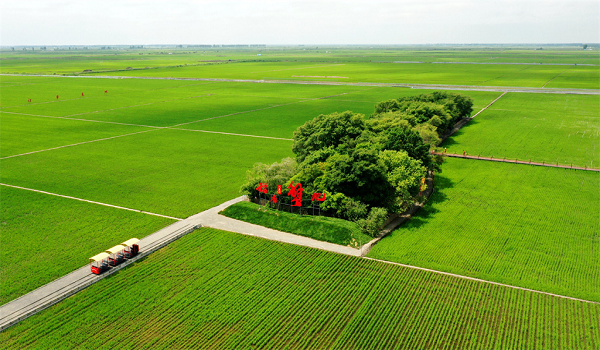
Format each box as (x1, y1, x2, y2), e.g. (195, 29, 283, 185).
(242, 92, 473, 236)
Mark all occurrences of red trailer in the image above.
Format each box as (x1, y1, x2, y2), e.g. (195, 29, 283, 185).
(90, 252, 110, 274)
(121, 238, 140, 258)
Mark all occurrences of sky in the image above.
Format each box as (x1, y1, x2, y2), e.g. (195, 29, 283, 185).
(1, 0, 598, 46)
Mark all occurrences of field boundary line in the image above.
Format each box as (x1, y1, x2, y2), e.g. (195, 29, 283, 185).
(0, 129, 158, 160)
(440, 92, 507, 141)
(363, 257, 600, 305)
(375, 61, 600, 67)
(3, 74, 598, 95)
(249, 63, 346, 74)
(167, 128, 293, 141)
(471, 92, 507, 118)
(2, 111, 293, 149)
(433, 153, 600, 172)
(168, 91, 350, 127)
(0, 183, 183, 221)
(542, 66, 573, 88)
(1, 111, 162, 129)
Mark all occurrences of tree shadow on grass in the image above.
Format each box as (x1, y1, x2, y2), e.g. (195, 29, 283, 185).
(385, 173, 455, 239)
(441, 118, 482, 148)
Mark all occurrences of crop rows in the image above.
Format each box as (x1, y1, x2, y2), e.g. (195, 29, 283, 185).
(369, 157, 600, 302)
(1, 228, 598, 349)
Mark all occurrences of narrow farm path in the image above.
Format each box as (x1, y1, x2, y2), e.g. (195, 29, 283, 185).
(433, 152, 600, 172)
(196, 197, 362, 257)
(2, 74, 599, 95)
(0, 129, 158, 160)
(441, 91, 507, 141)
(0, 183, 183, 220)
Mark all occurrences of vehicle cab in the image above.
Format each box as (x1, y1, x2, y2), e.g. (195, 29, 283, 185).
(90, 252, 110, 274)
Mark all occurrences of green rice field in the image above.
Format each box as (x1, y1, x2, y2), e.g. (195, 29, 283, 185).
(444, 93, 600, 168)
(1, 47, 598, 347)
(368, 157, 600, 302)
(0, 74, 500, 302)
(2, 47, 599, 89)
(90, 61, 600, 89)
(1, 228, 598, 349)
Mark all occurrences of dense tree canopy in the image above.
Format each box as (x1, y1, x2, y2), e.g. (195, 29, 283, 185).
(242, 92, 474, 236)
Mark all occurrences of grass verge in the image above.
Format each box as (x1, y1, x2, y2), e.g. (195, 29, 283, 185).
(219, 201, 371, 247)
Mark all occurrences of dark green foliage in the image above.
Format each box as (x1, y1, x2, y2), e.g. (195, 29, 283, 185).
(319, 193, 368, 221)
(292, 111, 366, 163)
(315, 146, 394, 207)
(357, 207, 389, 237)
(246, 92, 472, 235)
(373, 91, 474, 135)
(378, 126, 432, 168)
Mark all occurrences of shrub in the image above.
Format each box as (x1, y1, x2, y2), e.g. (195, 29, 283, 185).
(357, 207, 388, 237)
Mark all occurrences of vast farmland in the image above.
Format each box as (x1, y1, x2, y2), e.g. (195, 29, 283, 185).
(1, 47, 599, 348)
(1, 228, 598, 349)
(90, 61, 600, 89)
(2, 47, 599, 88)
(367, 157, 600, 302)
(0, 72, 501, 302)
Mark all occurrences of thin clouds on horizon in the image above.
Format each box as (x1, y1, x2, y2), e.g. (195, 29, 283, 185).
(1, 0, 598, 45)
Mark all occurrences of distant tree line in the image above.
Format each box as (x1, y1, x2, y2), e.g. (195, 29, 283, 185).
(242, 92, 473, 236)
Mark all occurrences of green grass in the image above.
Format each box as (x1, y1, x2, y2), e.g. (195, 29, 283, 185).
(3, 48, 598, 91)
(176, 88, 502, 139)
(91, 61, 600, 89)
(368, 157, 600, 302)
(0, 112, 149, 157)
(444, 93, 600, 168)
(0, 186, 174, 305)
(0, 129, 293, 218)
(1, 227, 598, 349)
(220, 201, 371, 247)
